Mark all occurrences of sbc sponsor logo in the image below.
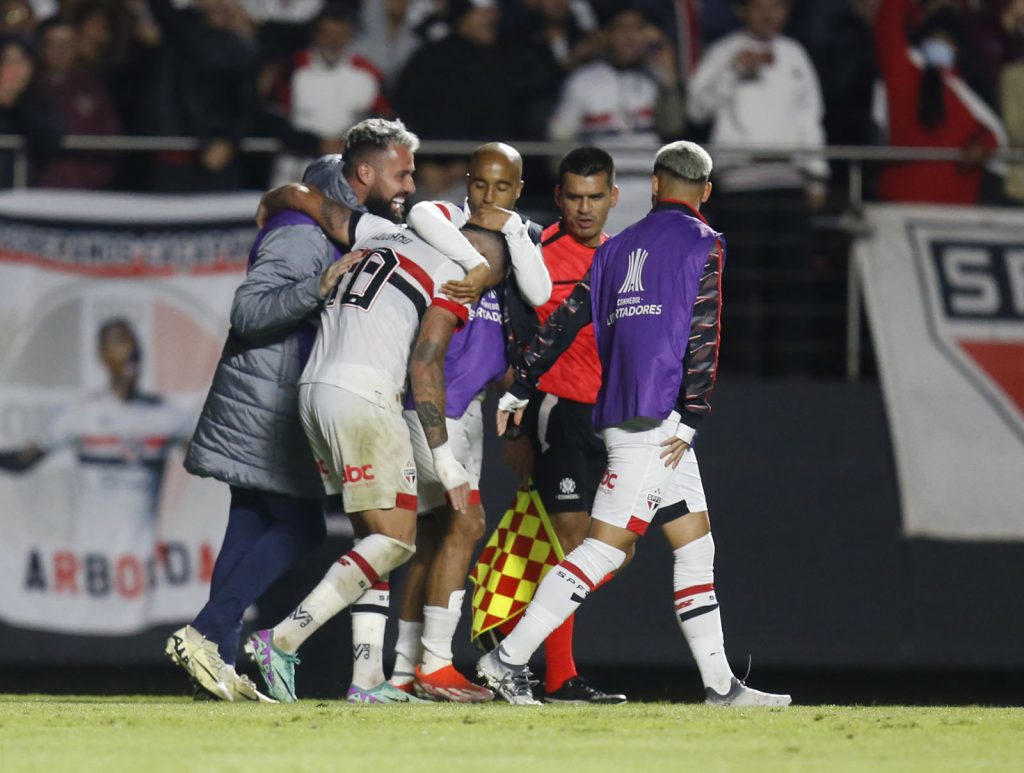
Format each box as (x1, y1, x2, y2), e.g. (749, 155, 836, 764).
(599, 471, 617, 491)
(344, 464, 375, 483)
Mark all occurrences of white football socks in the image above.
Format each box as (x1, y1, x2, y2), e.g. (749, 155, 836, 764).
(391, 619, 424, 687)
(351, 570, 390, 689)
(421, 590, 465, 674)
(672, 533, 734, 694)
(272, 534, 414, 654)
(499, 539, 625, 666)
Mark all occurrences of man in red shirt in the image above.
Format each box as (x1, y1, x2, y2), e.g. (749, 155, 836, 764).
(498, 146, 626, 703)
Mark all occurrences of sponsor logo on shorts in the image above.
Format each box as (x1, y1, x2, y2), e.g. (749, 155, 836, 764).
(402, 463, 417, 486)
(647, 488, 662, 512)
(599, 471, 618, 492)
(343, 464, 375, 483)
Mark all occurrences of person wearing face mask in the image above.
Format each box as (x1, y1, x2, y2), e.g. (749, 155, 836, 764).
(875, 0, 1007, 203)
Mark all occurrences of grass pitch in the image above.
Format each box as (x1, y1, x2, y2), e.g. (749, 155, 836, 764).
(1, 697, 1022, 772)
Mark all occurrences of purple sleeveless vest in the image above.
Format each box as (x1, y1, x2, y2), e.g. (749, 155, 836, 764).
(590, 205, 722, 430)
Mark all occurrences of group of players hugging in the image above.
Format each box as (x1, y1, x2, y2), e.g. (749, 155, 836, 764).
(165, 117, 790, 708)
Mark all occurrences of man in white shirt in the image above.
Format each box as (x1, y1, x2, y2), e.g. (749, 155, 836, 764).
(687, 0, 829, 376)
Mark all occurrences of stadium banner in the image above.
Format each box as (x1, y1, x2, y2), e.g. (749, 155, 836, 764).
(0, 190, 257, 635)
(854, 204, 1024, 540)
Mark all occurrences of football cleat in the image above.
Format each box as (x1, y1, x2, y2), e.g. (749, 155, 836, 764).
(544, 676, 627, 705)
(414, 664, 494, 703)
(476, 649, 541, 706)
(232, 672, 278, 703)
(346, 682, 426, 704)
(165, 625, 233, 702)
(244, 629, 299, 703)
(704, 677, 792, 708)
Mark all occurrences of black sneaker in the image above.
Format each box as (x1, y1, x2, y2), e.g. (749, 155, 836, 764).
(544, 676, 627, 704)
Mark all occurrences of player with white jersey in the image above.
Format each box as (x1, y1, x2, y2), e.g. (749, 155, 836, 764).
(245, 203, 512, 702)
(383, 143, 550, 702)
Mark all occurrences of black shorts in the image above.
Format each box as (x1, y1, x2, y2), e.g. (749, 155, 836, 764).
(523, 392, 606, 515)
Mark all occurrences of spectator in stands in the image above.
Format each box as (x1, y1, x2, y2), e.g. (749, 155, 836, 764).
(1, 0, 35, 38)
(394, 0, 522, 198)
(548, 7, 685, 230)
(687, 0, 828, 376)
(0, 34, 61, 187)
(34, 16, 121, 188)
(269, 5, 386, 187)
(148, 0, 261, 192)
(996, 0, 1024, 201)
(350, 0, 428, 93)
(548, 7, 684, 146)
(874, 0, 1006, 204)
(511, 0, 603, 139)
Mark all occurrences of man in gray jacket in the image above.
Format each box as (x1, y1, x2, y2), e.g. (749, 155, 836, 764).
(165, 119, 421, 702)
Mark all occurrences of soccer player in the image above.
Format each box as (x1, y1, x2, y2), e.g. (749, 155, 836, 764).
(244, 193, 512, 703)
(168, 118, 484, 702)
(481, 146, 628, 704)
(386, 142, 550, 702)
(481, 141, 792, 707)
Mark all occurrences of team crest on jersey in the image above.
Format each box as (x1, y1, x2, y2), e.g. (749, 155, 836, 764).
(910, 221, 1024, 443)
(618, 248, 649, 294)
(646, 488, 662, 512)
(403, 463, 417, 486)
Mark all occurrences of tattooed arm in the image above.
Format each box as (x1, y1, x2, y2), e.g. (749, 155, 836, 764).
(409, 305, 471, 510)
(256, 183, 358, 248)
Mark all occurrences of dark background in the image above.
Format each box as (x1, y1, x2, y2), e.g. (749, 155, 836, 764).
(3, 380, 1023, 704)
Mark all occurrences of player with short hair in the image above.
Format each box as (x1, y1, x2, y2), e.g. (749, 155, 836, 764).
(481, 141, 792, 707)
(244, 193, 512, 703)
(482, 146, 628, 704)
(383, 142, 550, 702)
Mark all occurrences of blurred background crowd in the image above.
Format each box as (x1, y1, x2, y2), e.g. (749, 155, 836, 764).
(1, 0, 1020, 200)
(1, 0, 1021, 376)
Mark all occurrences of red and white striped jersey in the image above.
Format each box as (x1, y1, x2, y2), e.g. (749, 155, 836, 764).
(299, 212, 469, 402)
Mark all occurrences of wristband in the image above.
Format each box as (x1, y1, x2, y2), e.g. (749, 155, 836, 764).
(431, 442, 470, 491)
(674, 422, 697, 445)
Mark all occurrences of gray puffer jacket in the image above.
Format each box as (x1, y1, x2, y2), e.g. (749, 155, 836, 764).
(185, 211, 339, 499)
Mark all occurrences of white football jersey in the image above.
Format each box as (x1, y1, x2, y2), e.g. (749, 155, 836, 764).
(300, 211, 470, 401)
(43, 390, 191, 550)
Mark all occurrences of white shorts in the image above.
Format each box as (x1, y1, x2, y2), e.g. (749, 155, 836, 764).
(591, 412, 708, 537)
(404, 397, 484, 514)
(299, 382, 418, 514)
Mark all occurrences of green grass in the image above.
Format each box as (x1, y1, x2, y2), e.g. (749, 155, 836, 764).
(1, 697, 1022, 772)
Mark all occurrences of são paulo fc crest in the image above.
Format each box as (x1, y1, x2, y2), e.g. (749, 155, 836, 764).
(910, 220, 1024, 443)
(403, 463, 417, 486)
(646, 489, 662, 512)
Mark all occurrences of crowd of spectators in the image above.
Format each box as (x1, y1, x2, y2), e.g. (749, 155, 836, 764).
(0, 0, 1020, 206)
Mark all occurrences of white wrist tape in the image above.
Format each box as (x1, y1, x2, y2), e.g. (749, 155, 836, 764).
(498, 391, 529, 413)
(431, 442, 470, 491)
(674, 422, 697, 445)
(500, 211, 526, 237)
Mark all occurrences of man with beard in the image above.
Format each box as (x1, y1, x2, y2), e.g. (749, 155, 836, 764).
(168, 118, 490, 702)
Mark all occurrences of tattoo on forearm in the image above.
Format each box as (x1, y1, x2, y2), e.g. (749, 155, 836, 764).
(416, 401, 444, 430)
(319, 198, 346, 238)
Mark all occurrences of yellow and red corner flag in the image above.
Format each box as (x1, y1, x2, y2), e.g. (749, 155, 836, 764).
(469, 484, 564, 641)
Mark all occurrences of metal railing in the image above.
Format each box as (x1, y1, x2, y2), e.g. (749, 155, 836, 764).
(4, 135, 1023, 380)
